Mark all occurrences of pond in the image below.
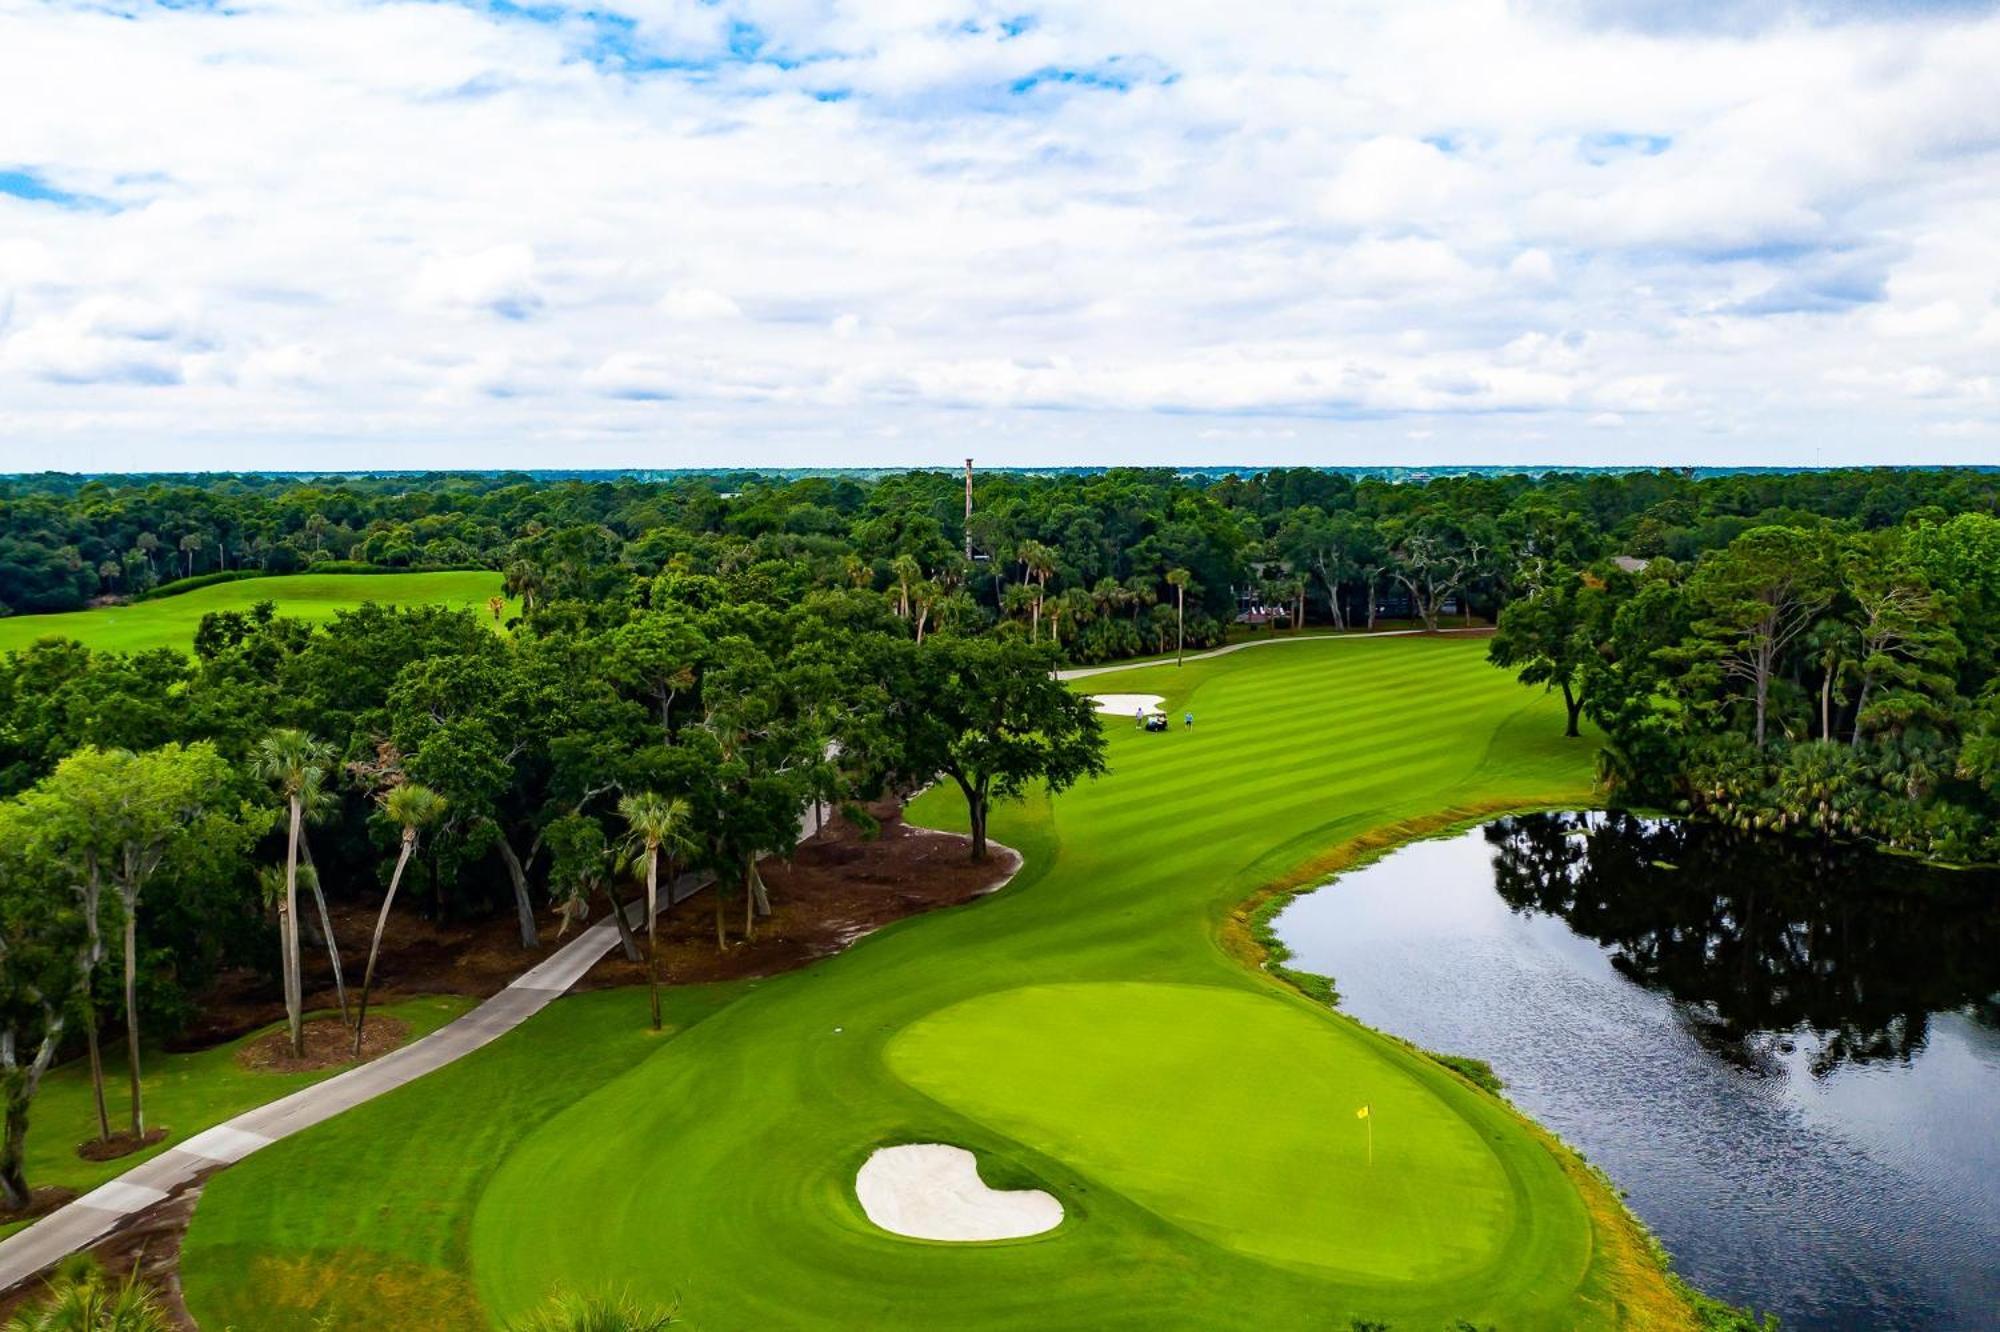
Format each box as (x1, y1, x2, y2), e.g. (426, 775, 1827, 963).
(1272, 812, 2000, 1330)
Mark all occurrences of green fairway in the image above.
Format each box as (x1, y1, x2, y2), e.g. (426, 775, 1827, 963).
(0, 572, 509, 656)
(1, 996, 472, 1240)
(181, 636, 1695, 1329)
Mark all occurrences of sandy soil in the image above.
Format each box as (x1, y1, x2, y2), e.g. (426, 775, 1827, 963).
(855, 1144, 1063, 1241)
(1087, 692, 1164, 716)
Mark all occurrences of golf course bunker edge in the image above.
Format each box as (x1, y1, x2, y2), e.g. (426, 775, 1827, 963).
(854, 1144, 1063, 1241)
(1087, 693, 1164, 716)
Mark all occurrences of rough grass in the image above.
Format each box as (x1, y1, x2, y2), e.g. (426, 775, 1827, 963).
(0, 572, 510, 656)
(181, 636, 1699, 1329)
(0, 996, 471, 1241)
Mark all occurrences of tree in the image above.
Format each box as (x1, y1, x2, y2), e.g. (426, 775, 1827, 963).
(177, 532, 203, 580)
(1383, 518, 1470, 633)
(252, 729, 336, 1058)
(1682, 528, 1836, 749)
(886, 638, 1107, 860)
(504, 1288, 677, 1332)
(1166, 568, 1192, 666)
(93, 744, 237, 1137)
(618, 792, 693, 1030)
(352, 783, 446, 1057)
(547, 814, 639, 963)
(1017, 540, 1057, 641)
(0, 820, 82, 1208)
(0, 762, 115, 1142)
(1489, 566, 1618, 738)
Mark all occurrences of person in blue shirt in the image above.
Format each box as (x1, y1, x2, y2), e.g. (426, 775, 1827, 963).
(1183, 711, 1193, 731)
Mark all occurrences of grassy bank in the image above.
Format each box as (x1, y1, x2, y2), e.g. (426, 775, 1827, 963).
(183, 635, 1699, 1328)
(0, 572, 510, 656)
(2, 996, 473, 1240)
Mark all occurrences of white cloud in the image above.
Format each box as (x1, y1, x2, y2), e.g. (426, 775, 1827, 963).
(0, 0, 1997, 467)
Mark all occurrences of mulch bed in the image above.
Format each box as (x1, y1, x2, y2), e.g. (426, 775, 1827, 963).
(577, 808, 1019, 990)
(234, 1014, 410, 1073)
(176, 800, 1008, 1052)
(76, 1127, 168, 1162)
(0, 1188, 77, 1228)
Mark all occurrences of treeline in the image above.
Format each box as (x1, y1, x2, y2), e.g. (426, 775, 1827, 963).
(7, 469, 2000, 668)
(1491, 514, 2000, 862)
(0, 583, 1102, 1206)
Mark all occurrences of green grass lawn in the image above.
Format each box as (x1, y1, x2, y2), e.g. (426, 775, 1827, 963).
(2, 996, 472, 1240)
(181, 637, 1695, 1329)
(0, 572, 510, 656)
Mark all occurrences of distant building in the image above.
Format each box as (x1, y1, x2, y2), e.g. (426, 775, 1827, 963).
(1610, 555, 1651, 574)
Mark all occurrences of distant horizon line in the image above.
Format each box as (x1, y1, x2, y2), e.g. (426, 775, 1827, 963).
(8, 462, 2000, 482)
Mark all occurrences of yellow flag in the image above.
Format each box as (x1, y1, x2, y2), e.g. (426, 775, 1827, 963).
(1355, 1105, 1370, 1119)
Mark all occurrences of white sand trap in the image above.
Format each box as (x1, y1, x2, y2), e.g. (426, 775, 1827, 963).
(855, 1144, 1063, 1241)
(1088, 693, 1164, 716)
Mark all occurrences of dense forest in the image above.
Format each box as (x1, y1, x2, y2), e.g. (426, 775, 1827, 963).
(2, 464, 1998, 1208)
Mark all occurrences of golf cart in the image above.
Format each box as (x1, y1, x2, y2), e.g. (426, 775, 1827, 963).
(1143, 712, 1170, 732)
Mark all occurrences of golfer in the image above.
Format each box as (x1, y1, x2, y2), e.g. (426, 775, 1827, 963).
(1184, 711, 1193, 731)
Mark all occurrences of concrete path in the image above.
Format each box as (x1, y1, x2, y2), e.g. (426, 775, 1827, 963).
(0, 799, 832, 1295)
(1055, 626, 1480, 681)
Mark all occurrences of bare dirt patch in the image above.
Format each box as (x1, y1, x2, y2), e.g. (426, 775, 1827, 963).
(0, 1173, 210, 1330)
(76, 1127, 168, 1162)
(235, 1014, 410, 1073)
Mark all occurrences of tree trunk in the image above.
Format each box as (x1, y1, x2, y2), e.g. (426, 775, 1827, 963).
(123, 902, 144, 1137)
(1, 1088, 33, 1211)
(968, 790, 989, 862)
(83, 1003, 110, 1143)
(283, 798, 304, 1058)
(1562, 680, 1582, 739)
(742, 860, 756, 941)
(1754, 657, 1771, 750)
(1850, 676, 1872, 748)
(302, 837, 348, 1028)
(714, 874, 727, 951)
(1175, 587, 1185, 666)
(495, 834, 541, 950)
(646, 849, 662, 1032)
(604, 882, 642, 963)
(1821, 669, 1833, 741)
(749, 861, 771, 918)
(353, 837, 414, 1058)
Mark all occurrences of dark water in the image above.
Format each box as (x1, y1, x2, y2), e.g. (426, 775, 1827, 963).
(1273, 812, 2000, 1330)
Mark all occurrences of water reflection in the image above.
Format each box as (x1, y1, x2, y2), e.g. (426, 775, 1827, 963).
(1273, 815, 2000, 1330)
(1484, 812, 2000, 1079)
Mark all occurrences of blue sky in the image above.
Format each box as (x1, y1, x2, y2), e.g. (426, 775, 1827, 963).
(1, 0, 1997, 469)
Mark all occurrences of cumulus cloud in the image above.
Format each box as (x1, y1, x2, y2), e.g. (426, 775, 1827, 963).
(0, 0, 1997, 467)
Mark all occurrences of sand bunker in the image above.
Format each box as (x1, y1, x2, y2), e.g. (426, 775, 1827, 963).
(1088, 693, 1164, 716)
(854, 1144, 1063, 1241)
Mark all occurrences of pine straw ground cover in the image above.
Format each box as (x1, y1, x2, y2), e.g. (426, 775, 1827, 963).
(182, 635, 1708, 1330)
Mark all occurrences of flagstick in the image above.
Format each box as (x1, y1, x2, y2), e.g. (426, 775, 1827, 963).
(1366, 1112, 1372, 1166)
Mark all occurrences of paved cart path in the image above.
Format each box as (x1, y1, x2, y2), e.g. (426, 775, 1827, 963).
(0, 799, 825, 1295)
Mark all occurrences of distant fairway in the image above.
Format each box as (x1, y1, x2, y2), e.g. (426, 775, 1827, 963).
(0, 571, 509, 656)
(182, 636, 1696, 1330)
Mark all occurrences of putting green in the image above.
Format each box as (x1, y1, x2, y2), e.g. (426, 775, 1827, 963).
(0, 571, 509, 657)
(181, 636, 1696, 1330)
(886, 981, 1520, 1279)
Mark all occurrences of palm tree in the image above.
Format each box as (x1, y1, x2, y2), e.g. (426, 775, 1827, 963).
(252, 728, 335, 1058)
(352, 783, 446, 1057)
(1017, 540, 1057, 640)
(888, 554, 921, 621)
(487, 595, 506, 623)
(1123, 574, 1157, 624)
(503, 559, 545, 614)
(1166, 568, 1192, 666)
(618, 792, 694, 1031)
(504, 1289, 677, 1332)
(177, 532, 203, 579)
(3, 1260, 174, 1332)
